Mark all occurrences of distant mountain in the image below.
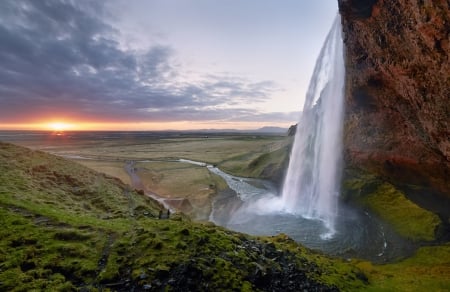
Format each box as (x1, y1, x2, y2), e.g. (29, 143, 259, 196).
(253, 126, 288, 133)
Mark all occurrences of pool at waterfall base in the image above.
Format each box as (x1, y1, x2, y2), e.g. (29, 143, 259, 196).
(208, 168, 416, 263)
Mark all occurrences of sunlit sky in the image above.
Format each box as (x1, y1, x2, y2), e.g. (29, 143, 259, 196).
(0, 0, 337, 131)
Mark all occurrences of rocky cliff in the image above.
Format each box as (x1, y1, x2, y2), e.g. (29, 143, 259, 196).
(338, 0, 450, 196)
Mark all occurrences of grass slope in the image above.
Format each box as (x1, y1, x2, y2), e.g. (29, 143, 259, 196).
(219, 137, 291, 184)
(0, 142, 367, 291)
(341, 169, 450, 291)
(2, 141, 448, 291)
(355, 243, 450, 291)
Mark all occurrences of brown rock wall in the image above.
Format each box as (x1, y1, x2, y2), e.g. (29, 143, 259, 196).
(338, 0, 450, 195)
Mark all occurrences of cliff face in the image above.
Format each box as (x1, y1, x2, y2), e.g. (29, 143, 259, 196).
(338, 0, 450, 195)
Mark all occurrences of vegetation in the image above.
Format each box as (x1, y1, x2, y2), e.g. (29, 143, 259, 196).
(217, 136, 291, 180)
(363, 183, 440, 241)
(355, 243, 450, 291)
(343, 170, 441, 241)
(76, 160, 132, 186)
(0, 142, 367, 291)
(1, 137, 449, 291)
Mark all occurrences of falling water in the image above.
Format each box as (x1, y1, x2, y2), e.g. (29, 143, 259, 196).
(281, 15, 345, 236)
(209, 15, 411, 255)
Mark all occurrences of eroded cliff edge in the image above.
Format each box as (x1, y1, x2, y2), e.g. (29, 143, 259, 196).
(338, 0, 450, 196)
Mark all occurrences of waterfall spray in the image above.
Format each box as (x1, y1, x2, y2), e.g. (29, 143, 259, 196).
(281, 15, 345, 236)
(211, 15, 402, 257)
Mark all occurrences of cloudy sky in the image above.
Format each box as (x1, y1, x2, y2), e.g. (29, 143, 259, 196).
(0, 0, 337, 130)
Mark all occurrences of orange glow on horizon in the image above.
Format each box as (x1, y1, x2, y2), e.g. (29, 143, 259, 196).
(47, 122, 74, 131)
(0, 120, 293, 131)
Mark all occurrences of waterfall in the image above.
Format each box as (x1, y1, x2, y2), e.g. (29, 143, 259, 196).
(281, 15, 345, 236)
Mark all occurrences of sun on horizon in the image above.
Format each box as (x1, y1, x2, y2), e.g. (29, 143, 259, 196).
(47, 122, 74, 131)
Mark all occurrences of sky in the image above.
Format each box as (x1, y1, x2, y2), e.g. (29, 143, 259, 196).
(0, 0, 337, 131)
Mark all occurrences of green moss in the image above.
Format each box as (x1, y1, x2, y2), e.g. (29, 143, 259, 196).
(355, 243, 450, 291)
(342, 169, 441, 242)
(363, 183, 440, 241)
(0, 207, 105, 291)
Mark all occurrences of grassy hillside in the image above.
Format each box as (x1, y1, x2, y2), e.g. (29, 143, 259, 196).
(0, 142, 368, 291)
(1, 141, 449, 291)
(219, 137, 292, 185)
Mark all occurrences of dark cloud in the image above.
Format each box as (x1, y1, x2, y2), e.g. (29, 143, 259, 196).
(0, 0, 292, 125)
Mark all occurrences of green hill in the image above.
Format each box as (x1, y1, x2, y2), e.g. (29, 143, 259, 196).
(2, 142, 449, 291)
(0, 142, 366, 291)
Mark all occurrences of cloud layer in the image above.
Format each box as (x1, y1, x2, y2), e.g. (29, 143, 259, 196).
(0, 0, 298, 126)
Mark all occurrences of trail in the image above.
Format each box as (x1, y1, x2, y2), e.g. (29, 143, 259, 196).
(93, 187, 137, 289)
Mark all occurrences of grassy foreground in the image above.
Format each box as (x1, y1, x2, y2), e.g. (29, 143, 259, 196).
(0, 142, 367, 291)
(1, 141, 449, 291)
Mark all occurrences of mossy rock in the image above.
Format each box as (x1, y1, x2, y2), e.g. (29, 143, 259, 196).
(363, 183, 441, 241)
(342, 168, 441, 241)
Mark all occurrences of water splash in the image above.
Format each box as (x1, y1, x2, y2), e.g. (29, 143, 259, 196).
(280, 15, 345, 236)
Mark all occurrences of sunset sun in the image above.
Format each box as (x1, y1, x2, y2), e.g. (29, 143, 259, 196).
(47, 122, 73, 131)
